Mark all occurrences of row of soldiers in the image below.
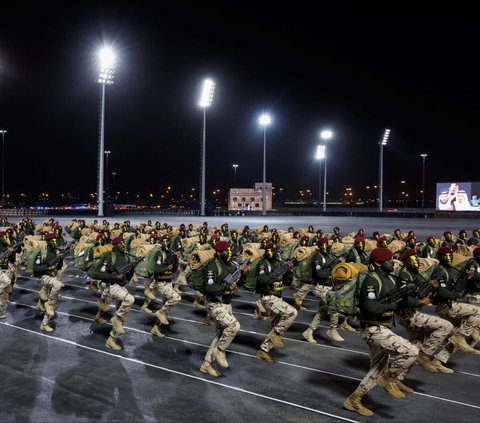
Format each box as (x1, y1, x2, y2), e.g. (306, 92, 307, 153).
(1, 218, 480, 417)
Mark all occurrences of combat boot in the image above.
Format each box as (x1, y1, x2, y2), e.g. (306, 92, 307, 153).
(343, 389, 374, 417)
(151, 324, 165, 338)
(106, 336, 122, 350)
(340, 318, 357, 332)
(144, 282, 156, 300)
(111, 315, 125, 334)
(256, 349, 275, 362)
(377, 374, 405, 399)
(417, 351, 438, 373)
(302, 328, 317, 344)
(96, 298, 110, 312)
(326, 328, 344, 342)
(192, 293, 205, 309)
(396, 380, 414, 393)
(255, 298, 266, 314)
(174, 284, 182, 294)
(94, 311, 107, 324)
(253, 309, 268, 320)
(45, 302, 55, 317)
(40, 323, 54, 333)
(0, 310, 6, 319)
(293, 294, 306, 311)
(140, 301, 154, 314)
(130, 274, 139, 286)
(213, 347, 229, 368)
(449, 333, 475, 352)
(431, 358, 454, 373)
(39, 286, 48, 301)
(155, 309, 170, 325)
(269, 331, 284, 348)
(200, 360, 221, 377)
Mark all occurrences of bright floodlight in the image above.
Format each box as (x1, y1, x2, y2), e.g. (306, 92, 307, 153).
(315, 145, 325, 160)
(199, 79, 215, 108)
(381, 128, 391, 145)
(320, 130, 333, 141)
(98, 48, 116, 84)
(259, 114, 271, 126)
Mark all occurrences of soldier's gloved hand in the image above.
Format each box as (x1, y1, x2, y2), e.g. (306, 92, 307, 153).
(418, 295, 431, 306)
(116, 273, 126, 281)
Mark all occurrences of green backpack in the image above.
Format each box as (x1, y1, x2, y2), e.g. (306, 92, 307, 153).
(326, 271, 381, 316)
(186, 257, 218, 292)
(25, 245, 48, 276)
(243, 257, 263, 292)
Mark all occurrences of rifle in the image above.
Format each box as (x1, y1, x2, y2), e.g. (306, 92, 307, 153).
(114, 255, 144, 275)
(416, 267, 444, 299)
(271, 260, 291, 277)
(0, 241, 23, 260)
(324, 251, 350, 272)
(223, 259, 250, 285)
(379, 281, 417, 304)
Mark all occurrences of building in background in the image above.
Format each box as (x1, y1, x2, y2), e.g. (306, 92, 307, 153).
(228, 183, 272, 212)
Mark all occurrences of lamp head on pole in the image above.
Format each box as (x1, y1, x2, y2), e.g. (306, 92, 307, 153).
(380, 128, 391, 146)
(98, 47, 116, 85)
(315, 145, 325, 160)
(199, 79, 215, 108)
(420, 153, 428, 159)
(320, 129, 333, 141)
(232, 164, 238, 170)
(258, 114, 271, 127)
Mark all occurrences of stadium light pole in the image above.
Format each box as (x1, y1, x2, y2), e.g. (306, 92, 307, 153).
(421, 153, 428, 209)
(378, 128, 391, 212)
(320, 130, 333, 212)
(104, 150, 111, 205)
(97, 47, 116, 217)
(0, 129, 6, 207)
(259, 114, 271, 216)
(111, 172, 117, 203)
(199, 78, 215, 216)
(315, 144, 325, 209)
(232, 164, 238, 187)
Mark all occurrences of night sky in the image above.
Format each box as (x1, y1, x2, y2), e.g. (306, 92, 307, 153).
(0, 6, 478, 205)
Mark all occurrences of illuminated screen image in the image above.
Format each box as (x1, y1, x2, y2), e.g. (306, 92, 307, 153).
(436, 182, 480, 211)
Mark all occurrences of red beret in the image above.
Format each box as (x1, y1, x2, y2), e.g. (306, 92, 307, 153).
(426, 235, 435, 242)
(443, 231, 452, 237)
(214, 241, 230, 253)
(264, 242, 276, 250)
(112, 236, 124, 246)
(354, 236, 365, 244)
(400, 248, 417, 262)
(372, 231, 380, 237)
(210, 234, 220, 241)
(317, 237, 329, 246)
(437, 247, 453, 256)
(406, 235, 416, 241)
(0, 231, 6, 237)
(370, 248, 393, 263)
(179, 224, 186, 230)
(474, 247, 480, 256)
(301, 235, 310, 242)
(96, 233, 105, 241)
(44, 232, 56, 241)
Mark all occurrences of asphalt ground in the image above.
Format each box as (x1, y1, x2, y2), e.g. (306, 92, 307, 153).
(1, 215, 480, 423)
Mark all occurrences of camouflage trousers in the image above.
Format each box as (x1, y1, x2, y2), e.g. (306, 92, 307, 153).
(204, 302, 240, 364)
(397, 310, 453, 356)
(38, 274, 65, 327)
(357, 325, 419, 395)
(462, 293, 480, 306)
(435, 301, 480, 363)
(296, 282, 313, 301)
(259, 294, 297, 352)
(145, 281, 181, 316)
(0, 268, 15, 316)
(100, 282, 135, 338)
(309, 284, 339, 330)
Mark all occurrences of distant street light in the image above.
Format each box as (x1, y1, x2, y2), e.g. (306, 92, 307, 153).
(378, 128, 391, 212)
(199, 78, 215, 216)
(315, 144, 325, 209)
(259, 114, 271, 216)
(105, 150, 111, 205)
(97, 47, 116, 217)
(421, 153, 428, 209)
(232, 164, 238, 187)
(320, 130, 333, 212)
(0, 129, 6, 207)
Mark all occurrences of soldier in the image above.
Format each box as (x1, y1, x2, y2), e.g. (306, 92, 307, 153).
(421, 235, 438, 258)
(455, 229, 468, 247)
(376, 236, 388, 248)
(292, 235, 315, 311)
(302, 237, 343, 343)
(33, 232, 67, 332)
(87, 235, 137, 350)
(467, 229, 480, 247)
(199, 241, 245, 377)
(396, 249, 454, 373)
(440, 231, 456, 251)
(220, 223, 229, 237)
(462, 247, 480, 306)
(143, 235, 181, 338)
(254, 242, 297, 362)
(343, 248, 419, 417)
(431, 247, 480, 371)
(0, 231, 22, 319)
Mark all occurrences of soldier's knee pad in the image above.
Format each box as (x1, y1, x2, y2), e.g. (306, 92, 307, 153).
(125, 293, 135, 306)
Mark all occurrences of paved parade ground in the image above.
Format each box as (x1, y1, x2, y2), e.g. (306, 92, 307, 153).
(1, 214, 480, 422)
